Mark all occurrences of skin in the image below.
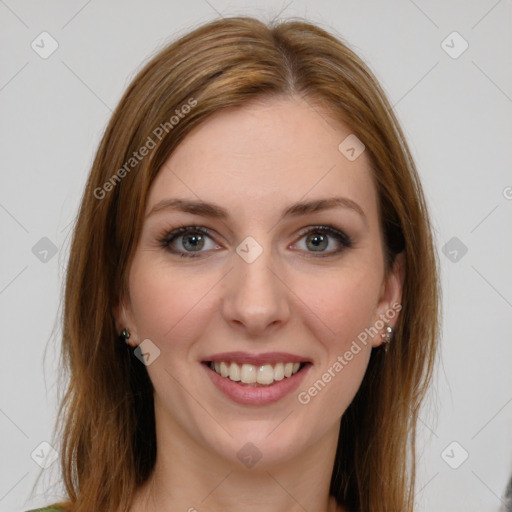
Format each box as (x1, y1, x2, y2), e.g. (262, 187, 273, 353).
(115, 95, 405, 512)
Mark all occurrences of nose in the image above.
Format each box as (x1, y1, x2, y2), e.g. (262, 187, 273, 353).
(220, 238, 291, 337)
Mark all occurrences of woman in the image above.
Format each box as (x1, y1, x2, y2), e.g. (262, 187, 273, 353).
(30, 15, 440, 512)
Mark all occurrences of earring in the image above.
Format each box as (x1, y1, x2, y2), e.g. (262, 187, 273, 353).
(381, 324, 393, 352)
(120, 328, 131, 344)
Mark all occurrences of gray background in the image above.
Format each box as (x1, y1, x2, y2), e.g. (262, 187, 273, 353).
(1, 1, 511, 511)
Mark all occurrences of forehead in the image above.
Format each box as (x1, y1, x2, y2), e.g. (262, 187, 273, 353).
(147, 95, 379, 225)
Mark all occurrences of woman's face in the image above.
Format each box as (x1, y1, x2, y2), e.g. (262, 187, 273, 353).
(118, 95, 403, 469)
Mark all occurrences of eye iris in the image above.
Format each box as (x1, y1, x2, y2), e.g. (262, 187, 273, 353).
(307, 232, 328, 251)
(182, 232, 204, 251)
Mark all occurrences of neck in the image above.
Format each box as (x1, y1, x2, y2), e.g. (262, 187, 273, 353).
(129, 402, 346, 512)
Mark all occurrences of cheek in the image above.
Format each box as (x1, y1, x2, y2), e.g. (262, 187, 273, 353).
(294, 266, 381, 411)
(304, 266, 382, 345)
(297, 275, 376, 418)
(127, 254, 213, 344)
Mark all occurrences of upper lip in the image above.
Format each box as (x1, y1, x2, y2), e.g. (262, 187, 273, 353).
(202, 351, 312, 366)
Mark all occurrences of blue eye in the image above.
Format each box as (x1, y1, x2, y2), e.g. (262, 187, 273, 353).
(294, 226, 353, 256)
(159, 226, 218, 258)
(159, 225, 353, 259)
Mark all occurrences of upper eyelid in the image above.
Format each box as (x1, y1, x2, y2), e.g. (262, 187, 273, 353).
(161, 224, 347, 240)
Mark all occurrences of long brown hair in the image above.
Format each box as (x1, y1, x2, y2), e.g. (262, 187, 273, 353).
(48, 15, 440, 512)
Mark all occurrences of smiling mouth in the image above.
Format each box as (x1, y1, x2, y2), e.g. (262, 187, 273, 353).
(203, 361, 310, 387)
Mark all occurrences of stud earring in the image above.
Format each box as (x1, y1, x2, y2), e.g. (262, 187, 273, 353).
(381, 324, 393, 352)
(120, 328, 131, 344)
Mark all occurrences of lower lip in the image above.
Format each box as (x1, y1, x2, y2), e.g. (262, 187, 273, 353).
(201, 362, 311, 406)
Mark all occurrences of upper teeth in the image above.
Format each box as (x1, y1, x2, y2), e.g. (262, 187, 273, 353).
(210, 361, 302, 385)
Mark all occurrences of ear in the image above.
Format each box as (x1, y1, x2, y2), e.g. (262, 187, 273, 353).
(113, 295, 139, 347)
(371, 251, 405, 348)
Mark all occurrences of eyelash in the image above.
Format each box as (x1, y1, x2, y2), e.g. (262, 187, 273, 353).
(158, 224, 353, 259)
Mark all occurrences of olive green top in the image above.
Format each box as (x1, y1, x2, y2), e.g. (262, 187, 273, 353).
(26, 507, 63, 512)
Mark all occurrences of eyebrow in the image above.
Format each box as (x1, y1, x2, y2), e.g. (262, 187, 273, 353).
(147, 196, 367, 225)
